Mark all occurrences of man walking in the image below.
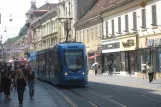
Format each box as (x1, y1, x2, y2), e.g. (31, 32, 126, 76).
(27, 67, 36, 98)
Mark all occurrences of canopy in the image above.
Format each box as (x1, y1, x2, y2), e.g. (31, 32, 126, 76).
(89, 54, 100, 59)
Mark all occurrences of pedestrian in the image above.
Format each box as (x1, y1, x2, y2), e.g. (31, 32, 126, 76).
(141, 61, 147, 79)
(108, 61, 113, 76)
(27, 67, 36, 98)
(15, 69, 27, 106)
(1, 72, 12, 100)
(147, 62, 154, 83)
(94, 64, 98, 75)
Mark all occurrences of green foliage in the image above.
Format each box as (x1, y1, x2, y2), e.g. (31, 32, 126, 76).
(18, 24, 28, 37)
(4, 36, 20, 44)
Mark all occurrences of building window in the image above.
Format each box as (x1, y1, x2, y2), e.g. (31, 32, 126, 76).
(125, 15, 129, 32)
(100, 24, 102, 38)
(152, 5, 157, 26)
(118, 17, 121, 34)
(95, 26, 97, 40)
(112, 19, 115, 36)
(87, 29, 89, 42)
(133, 12, 137, 31)
(106, 21, 108, 37)
(91, 27, 94, 40)
(76, 32, 78, 42)
(80, 31, 81, 42)
(83, 30, 85, 42)
(141, 9, 146, 28)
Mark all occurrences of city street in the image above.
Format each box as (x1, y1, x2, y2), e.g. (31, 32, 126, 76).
(58, 73, 161, 107)
(1, 73, 161, 107)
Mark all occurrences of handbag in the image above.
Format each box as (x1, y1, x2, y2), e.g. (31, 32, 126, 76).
(154, 73, 156, 80)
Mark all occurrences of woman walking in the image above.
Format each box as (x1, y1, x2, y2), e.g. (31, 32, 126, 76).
(147, 62, 154, 83)
(141, 61, 147, 79)
(15, 69, 27, 105)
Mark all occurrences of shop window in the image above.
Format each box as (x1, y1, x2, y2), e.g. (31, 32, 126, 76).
(157, 48, 161, 72)
(120, 52, 125, 71)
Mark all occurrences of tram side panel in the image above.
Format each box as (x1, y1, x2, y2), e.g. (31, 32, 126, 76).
(45, 50, 50, 82)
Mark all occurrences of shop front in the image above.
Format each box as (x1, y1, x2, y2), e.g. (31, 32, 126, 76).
(139, 34, 161, 72)
(102, 35, 138, 75)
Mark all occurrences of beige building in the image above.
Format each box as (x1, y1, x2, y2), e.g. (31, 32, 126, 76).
(31, 7, 59, 52)
(58, 0, 97, 42)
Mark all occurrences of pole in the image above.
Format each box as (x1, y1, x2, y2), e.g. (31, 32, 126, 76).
(95, 50, 96, 63)
(66, 29, 69, 42)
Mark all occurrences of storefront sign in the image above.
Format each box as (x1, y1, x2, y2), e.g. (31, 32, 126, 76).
(146, 38, 161, 47)
(102, 42, 120, 50)
(122, 39, 135, 48)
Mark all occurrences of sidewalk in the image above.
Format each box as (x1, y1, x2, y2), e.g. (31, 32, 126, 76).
(88, 72, 161, 92)
(0, 82, 69, 107)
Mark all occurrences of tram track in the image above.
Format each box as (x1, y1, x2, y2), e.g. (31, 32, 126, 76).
(68, 88, 99, 107)
(38, 81, 161, 107)
(89, 82, 161, 101)
(68, 87, 126, 107)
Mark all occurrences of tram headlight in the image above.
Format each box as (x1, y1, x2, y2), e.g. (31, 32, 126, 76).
(65, 72, 68, 76)
(82, 72, 85, 75)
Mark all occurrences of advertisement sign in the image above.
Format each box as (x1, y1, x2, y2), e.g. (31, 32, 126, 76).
(120, 36, 136, 51)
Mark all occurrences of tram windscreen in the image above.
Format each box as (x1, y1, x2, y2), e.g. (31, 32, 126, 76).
(64, 49, 84, 72)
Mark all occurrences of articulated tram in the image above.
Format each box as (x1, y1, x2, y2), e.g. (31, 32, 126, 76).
(29, 42, 88, 86)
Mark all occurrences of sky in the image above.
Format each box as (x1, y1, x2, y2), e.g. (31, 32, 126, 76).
(0, 0, 58, 43)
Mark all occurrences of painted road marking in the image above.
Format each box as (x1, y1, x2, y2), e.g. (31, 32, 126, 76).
(84, 89, 126, 107)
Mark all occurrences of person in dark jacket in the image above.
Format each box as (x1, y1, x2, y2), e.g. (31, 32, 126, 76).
(2, 72, 12, 100)
(15, 69, 27, 106)
(27, 67, 36, 98)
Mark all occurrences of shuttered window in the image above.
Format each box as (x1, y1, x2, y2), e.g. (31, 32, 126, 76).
(106, 21, 108, 37)
(152, 5, 157, 26)
(118, 17, 121, 34)
(133, 12, 137, 31)
(112, 19, 115, 36)
(142, 9, 146, 28)
(125, 15, 129, 32)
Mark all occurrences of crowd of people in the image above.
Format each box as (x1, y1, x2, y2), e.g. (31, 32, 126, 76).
(0, 62, 36, 106)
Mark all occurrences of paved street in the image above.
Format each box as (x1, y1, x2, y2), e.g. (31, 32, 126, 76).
(0, 82, 69, 107)
(1, 74, 161, 107)
(58, 73, 161, 107)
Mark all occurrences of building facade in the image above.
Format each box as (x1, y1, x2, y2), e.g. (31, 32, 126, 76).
(32, 7, 59, 51)
(58, 0, 97, 42)
(101, 0, 161, 75)
(74, 0, 105, 68)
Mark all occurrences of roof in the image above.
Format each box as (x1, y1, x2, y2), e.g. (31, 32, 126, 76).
(38, 3, 58, 10)
(75, 0, 133, 26)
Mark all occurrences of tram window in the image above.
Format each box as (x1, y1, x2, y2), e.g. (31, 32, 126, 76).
(64, 49, 84, 72)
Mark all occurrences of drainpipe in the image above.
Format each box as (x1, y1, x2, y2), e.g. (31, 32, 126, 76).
(100, 14, 104, 73)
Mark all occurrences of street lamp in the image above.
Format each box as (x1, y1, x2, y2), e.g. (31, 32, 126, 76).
(9, 14, 13, 22)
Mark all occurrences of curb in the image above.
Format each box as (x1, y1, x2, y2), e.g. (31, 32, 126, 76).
(38, 81, 78, 107)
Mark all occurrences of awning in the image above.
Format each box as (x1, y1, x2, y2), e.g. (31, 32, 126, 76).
(89, 54, 100, 59)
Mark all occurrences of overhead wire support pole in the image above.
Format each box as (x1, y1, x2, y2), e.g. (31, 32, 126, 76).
(58, 18, 73, 42)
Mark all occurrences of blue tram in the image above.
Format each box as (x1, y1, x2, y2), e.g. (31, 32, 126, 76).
(29, 52, 38, 77)
(34, 42, 88, 86)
